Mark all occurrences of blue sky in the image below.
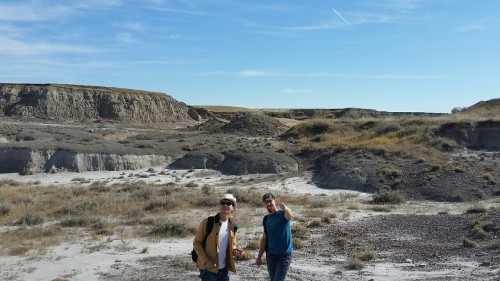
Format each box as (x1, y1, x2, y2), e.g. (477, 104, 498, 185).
(1, 0, 499, 113)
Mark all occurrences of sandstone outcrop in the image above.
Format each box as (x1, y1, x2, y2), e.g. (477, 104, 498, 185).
(0, 148, 173, 174)
(169, 149, 298, 175)
(0, 83, 202, 123)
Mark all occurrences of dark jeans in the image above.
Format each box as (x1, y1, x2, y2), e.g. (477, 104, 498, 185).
(199, 267, 230, 281)
(266, 253, 293, 281)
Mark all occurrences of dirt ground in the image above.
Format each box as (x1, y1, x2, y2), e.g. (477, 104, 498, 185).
(1, 168, 499, 281)
(98, 212, 500, 281)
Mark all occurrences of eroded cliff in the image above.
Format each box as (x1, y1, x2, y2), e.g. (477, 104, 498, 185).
(0, 83, 202, 122)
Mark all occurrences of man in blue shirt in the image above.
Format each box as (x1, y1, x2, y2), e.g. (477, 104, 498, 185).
(256, 193, 293, 281)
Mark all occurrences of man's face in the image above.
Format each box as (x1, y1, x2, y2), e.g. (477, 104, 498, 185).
(263, 199, 275, 212)
(220, 200, 234, 214)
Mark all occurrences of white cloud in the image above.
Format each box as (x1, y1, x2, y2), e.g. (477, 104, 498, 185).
(285, 21, 346, 31)
(121, 22, 143, 31)
(115, 32, 135, 43)
(0, 1, 124, 22)
(282, 88, 312, 95)
(458, 24, 485, 32)
(0, 3, 72, 21)
(0, 36, 98, 56)
(238, 70, 282, 77)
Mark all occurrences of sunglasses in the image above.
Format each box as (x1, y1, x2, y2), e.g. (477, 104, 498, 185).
(220, 201, 234, 206)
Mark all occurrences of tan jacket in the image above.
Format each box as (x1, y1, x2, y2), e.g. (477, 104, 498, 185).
(193, 214, 238, 273)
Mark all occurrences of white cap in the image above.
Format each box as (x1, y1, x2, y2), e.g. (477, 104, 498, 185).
(221, 194, 237, 206)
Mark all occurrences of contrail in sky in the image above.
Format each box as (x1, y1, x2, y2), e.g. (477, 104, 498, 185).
(332, 8, 351, 26)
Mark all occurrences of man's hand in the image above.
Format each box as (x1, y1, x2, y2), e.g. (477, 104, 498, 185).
(256, 256, 262, 266)
(204, 259, 214, 269)
(277, 198, 285, 210)
(233, 248, 244, 258)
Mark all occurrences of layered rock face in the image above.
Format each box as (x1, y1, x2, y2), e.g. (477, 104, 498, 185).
(169, 150, 298, 175)
(0, 148, 172, 174)
(0, 83, 201, 122)
(437, 121, 500, 150)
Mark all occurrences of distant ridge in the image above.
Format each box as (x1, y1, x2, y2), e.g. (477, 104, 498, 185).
(0, 83, 203, 123)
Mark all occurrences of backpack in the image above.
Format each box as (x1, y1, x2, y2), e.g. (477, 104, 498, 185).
(191, 216, 215, 262)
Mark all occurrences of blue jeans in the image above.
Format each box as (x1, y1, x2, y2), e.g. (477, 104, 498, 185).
(199, 267, 230, 281)
(266, 253, 293, 281)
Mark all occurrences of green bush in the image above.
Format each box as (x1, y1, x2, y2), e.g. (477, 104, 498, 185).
(60, 217, 98, 227)
(346, 256, 365, 270)
(0, 201, 11, 215)
(292, 223, 310, 239)
(466, 205, 487, 214)
(372, 189, 406, 204)
(463, 237, 478, 248)
(14, 213, 44, 226)
(150, 219, 190, 237)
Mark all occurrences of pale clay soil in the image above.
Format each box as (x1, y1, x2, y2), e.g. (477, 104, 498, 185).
(0, 168, 499, 281)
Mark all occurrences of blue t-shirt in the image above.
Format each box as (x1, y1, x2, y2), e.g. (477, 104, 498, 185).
(265, 210, 293, 255)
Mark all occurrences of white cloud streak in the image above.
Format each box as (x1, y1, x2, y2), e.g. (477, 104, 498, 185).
(282, 88, 312, 95)
(237, 70, 282, 77)
(0, 37, 98, 56)
(199, 70, 444, 80)
(332, 8, 351, 26)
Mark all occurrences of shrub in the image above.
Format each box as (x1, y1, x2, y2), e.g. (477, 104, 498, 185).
(466, 205, 487, 214)
(291, 224, 309, 239)
(371, 188, 406, 204)
(185, 181, 198, 188)
(310, 200, 329, 208)
(472, 224, 488, 239)
(334, 237, 349, 247)
(245, 239, 260, 250)
(293, 238, 304, 249)
(9, 245, 30, 256)
(307, 219, 324, 228)
(355, 249, 377, 261)
(346, 256, 364, 270)
(0, 201, 11, 215)
(463, 237, 478, 248)
(237, 250, 254, 261)
(201, 184, 214, 195)
(370, 205, 393, 212)
(89, 181, 111, 192)
(132, 188, 153, 200)
(379, 165, 403, 180)
(60, 217, 97, 227)
(159, 184, 176, 197)
(0, 179, 22, 187)
(226, 188, 262, 207)
(194, 194, 219, 208)
(14, 213, 44, 226)
(144, 198, 180, 211)
(150, 219, 190, 237)
(482, 173, 497, 185)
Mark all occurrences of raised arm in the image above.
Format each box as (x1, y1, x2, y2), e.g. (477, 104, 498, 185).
(278, 199, 293, 220)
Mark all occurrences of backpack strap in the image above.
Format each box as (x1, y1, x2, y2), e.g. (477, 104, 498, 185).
(201, 216, 215, 248)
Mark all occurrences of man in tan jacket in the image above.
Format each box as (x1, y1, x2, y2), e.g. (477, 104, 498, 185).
(193, 194, 244, 280)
